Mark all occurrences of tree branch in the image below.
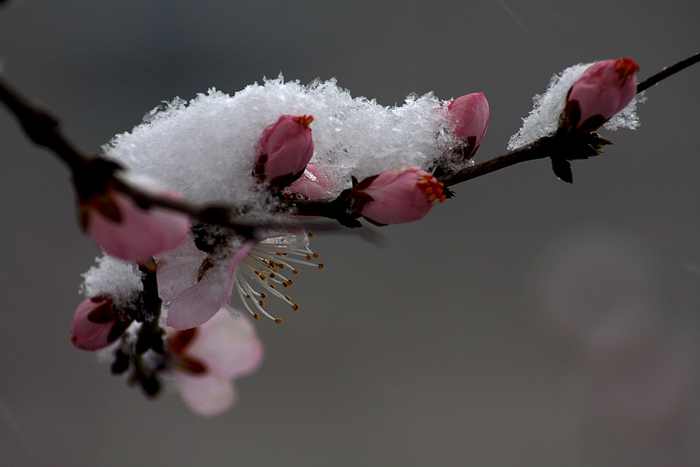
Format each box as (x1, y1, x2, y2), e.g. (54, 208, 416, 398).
(637, 52, 700, 92)
(1, 52, 698, 226)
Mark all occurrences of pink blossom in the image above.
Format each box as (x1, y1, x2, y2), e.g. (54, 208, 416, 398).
(284, 164, 334, 200)
(564, 57, 640, 132)
(71, 297, 132, 351)
(350, 165, 446, 225)
(253, 114, 315, 187)
(81, 177, 191, 264)
(159, 239, 255, 330)
(283, 164, 335, 220)
(168, 307, 264, 417)
(446, 92, 489, 159)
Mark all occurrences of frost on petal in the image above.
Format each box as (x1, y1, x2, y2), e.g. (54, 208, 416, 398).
(604, 92, 646, 131)
(157, 240, 207, 303)
(160, 240, 254, 329)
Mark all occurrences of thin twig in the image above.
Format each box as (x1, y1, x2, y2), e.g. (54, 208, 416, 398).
(437, 144, 544, 187)
(0, 76, 89, 170)
(637, 52, 700, 92)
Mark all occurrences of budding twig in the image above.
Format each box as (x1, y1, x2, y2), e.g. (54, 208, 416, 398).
(1, 52, 698, 226)
(436, 52, 700, 188)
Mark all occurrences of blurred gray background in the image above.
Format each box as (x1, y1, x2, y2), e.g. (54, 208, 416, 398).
(1, 1, 699, 466)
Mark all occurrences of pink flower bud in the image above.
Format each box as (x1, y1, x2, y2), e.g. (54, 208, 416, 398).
(80, 176, 191, 264)
(71, 297, 132, 351)
(284, 164, 334, 200)
(563, 57, 640, 132)
(446, 92, 489, 159)
(168, 307, 264, 417)
(253, 114, 315, 187)
(350, 166, 446, 225)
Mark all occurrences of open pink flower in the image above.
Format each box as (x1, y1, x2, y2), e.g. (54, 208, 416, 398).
(350, 165, 446, 225)
(158, 239, 255, 330)
(80, 175, 191, 264)
(168, 307, 264, 417)
(563, 57, 640, 132)
(446, 92, 489, 159)
(253, 114, 315, 187)
(71, 296, 132, 351)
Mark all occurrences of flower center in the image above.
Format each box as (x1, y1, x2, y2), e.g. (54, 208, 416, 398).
(614, 57, 640, 85)
(233, 232, 323, 323)
(417, 174, 446, 203)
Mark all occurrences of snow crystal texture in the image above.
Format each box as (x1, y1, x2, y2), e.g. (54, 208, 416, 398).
(104, 77, 457, 210)
(508, 63, 643, 151)
(81, 256, 143, 308)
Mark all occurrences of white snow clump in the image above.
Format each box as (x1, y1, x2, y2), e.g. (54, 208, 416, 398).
(103, 76, 456, 214)
(507, 63, 643, 151)
(507, 63, 592, 151)
(81, 256, 143, 308)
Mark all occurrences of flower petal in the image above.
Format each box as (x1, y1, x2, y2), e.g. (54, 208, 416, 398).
(183, 307, 264, 378)
(175, 371, 236, 417)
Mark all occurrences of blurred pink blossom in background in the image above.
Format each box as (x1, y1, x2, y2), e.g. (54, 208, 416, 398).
(532, 229, 699, 466)
(168, 307, 264, 417)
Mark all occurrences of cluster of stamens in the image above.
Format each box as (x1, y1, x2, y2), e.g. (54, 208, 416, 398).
(234, 232, 323, 323)
(417, 174, 446, 203)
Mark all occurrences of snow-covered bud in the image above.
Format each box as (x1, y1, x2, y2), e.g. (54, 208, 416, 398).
(253, 114, 315, 187)
(563, 57, 640, 132)
(284, 164, 334, 200)
(71, 297, 132, 351)
(283, 164, 335, 219)
(168, 308, 264, 417)
(350, 165, 446, 225)
(446, 92, 489, 159)
(80, 174, 191, 264)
